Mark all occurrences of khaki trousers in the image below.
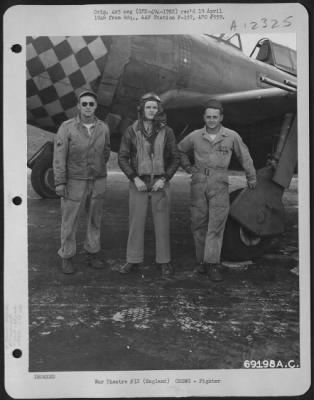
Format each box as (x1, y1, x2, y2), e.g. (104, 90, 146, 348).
(190, 173, 229, 264)
(127, 182, 171, 264)
(58, 178, 107, 259)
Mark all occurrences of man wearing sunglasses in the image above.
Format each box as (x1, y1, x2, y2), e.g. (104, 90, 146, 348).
(53, 90, 111, 274)
(118, 92, 180, 279)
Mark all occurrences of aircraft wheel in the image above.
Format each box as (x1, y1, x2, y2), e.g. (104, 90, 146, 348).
(221, 189, 271, 261)
(31, 156, 58, 199)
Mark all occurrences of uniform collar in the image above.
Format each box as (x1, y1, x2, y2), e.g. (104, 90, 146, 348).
(202, 125, 226, 136)
(132, 120, 165, 135)
(75, 114, 98, 127)
(202, 125, 227, 143)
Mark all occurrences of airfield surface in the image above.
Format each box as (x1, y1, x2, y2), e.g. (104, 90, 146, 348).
(28, 171, 299, 371)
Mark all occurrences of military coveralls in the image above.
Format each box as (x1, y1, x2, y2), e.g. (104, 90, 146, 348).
(118, 121, 180, 264)
(53, 115, 110, 259)
(178, 126, 256, 264)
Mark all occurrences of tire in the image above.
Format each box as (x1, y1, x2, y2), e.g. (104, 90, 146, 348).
(31, 155, 58, 199)
(221, 189, 271, 261)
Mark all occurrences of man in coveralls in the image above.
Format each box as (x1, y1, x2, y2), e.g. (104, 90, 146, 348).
(118, 93, 180, 279)
(178, 100, 256, 281)
(53, 90, 111, 274)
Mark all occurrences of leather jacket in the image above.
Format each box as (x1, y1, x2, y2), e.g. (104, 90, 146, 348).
(118, 121, 180, 181)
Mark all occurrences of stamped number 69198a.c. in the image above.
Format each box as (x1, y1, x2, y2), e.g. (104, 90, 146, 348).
(244, 360, 299, 369)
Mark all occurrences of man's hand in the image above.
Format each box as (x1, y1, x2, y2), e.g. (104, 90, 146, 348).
(247, 180, 257, 189)
(187, 166, 198, 175)
(134, 177, 147, 192)
(152, 178, 166, 192)
(56, 184, 66, 197)
(190, 166, 198, 174)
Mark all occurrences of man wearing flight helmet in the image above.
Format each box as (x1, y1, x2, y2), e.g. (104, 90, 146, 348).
(178, 100, 256, 281)
(118, 92, 180, 279)
(53, 90, 111, 274)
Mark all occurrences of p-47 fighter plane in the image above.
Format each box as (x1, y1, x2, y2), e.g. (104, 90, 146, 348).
(26, 34, 297, 261)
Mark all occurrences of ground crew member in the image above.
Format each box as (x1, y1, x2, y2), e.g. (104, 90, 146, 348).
(178, 100, 256, 281)
(53, 90, 110, 274)
(118, 93, 180, 279)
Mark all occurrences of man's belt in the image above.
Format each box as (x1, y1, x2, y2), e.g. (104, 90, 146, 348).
(199, 167, 225, 176)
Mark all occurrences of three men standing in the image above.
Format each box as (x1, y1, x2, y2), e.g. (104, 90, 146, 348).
(53, 90, 111, 274)
(178, 100, 256, 281)
(118, 93, 180, 279)
(53, 92, 255, 281)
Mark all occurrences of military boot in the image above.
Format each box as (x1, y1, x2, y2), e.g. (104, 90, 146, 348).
(119, 263, 138, 274)
(86, 253, 106, 269)
(208, 263, 223, 282)
(62, 258, 76, 274)
(194, 262, 207, 274)
(161, 263, 174, 280)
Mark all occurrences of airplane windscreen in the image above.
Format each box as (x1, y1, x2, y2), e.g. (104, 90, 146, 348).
(271, 42, 297, 74)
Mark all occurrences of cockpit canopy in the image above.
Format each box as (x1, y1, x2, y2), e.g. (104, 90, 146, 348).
(250, 38, 297, 76)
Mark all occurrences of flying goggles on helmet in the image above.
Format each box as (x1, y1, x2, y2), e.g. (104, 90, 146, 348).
(140, 92, 161, 103)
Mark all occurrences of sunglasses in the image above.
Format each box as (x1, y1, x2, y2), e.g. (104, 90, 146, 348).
(81, 101, 96, 107)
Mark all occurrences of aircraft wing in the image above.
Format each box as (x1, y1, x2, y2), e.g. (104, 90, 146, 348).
(160, 88, 296, 125)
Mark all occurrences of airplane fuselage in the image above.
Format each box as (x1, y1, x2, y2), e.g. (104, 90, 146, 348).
(27, 34, 296, 143)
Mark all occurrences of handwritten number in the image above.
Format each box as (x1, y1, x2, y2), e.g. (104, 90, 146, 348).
(261, 18, 267, 28)
(232, 16, 293, 31)
(283, 16, 293, 27)
(250, 21, 258, 30)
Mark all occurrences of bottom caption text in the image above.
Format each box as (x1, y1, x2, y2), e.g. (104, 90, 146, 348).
(95, 378, 221, 385)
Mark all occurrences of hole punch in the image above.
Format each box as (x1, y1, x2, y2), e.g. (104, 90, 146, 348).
(12, 349, 22, 358)
(12, 196, 22, 205)
(11, 44, 22, 53)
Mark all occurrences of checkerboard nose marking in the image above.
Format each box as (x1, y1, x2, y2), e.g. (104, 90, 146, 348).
(26, 36, 109, 131)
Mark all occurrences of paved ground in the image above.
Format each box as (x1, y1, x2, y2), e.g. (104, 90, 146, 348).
(28, 172, 299, 371)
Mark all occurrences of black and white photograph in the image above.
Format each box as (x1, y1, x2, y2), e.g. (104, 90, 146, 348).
(3, 3, 311, 398)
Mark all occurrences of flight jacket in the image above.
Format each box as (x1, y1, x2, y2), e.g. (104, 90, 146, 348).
(118, 121, 180, 182)
(53, 115, 111, 186)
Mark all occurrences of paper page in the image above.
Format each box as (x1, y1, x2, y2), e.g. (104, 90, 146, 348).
(3, 3, 310, 398)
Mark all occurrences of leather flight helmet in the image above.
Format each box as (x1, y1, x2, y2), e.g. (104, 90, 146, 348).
(140, 92, 161, 104)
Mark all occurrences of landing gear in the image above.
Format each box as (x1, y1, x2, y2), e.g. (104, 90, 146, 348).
(222, 114, 297, 261)
(221, 189, 271, 261)
(28, 142, 58, 199)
